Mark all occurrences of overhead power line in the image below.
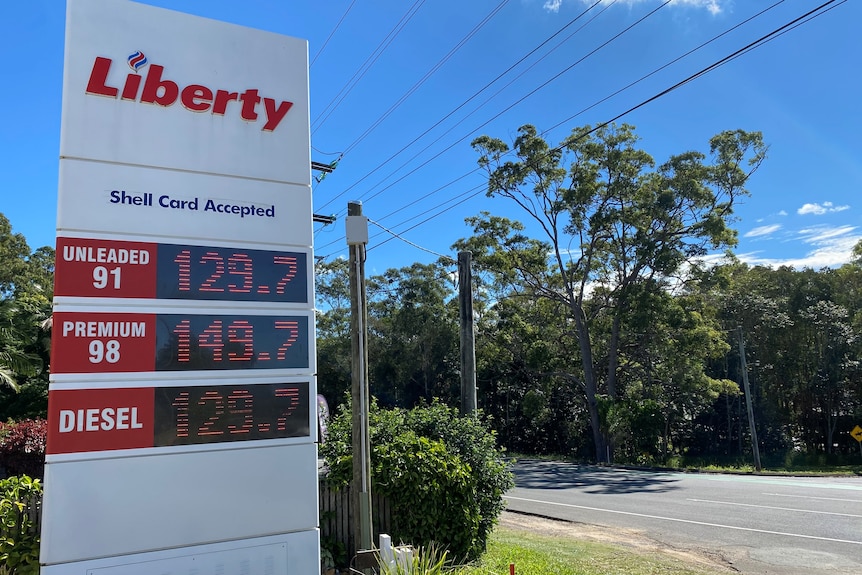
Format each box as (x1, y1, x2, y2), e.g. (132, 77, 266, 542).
(316, 0, 845, 259)
(310, 0, 357, 69)
(315, 0, 608, 212)
(368, 219, 455, 262)
(366, 0, 847, 250)
(319, 0, 662, 220)
(312, 0, 426, 134)
(342, 0, 512, 157)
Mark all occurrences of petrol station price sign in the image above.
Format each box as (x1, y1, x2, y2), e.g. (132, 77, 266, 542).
(55, 237, 308, 303)
(51, 311, 309, 373)
(46, 382, 310, 454)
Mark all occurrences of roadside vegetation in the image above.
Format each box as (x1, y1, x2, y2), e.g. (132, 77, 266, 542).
(2, 122, 862, 572)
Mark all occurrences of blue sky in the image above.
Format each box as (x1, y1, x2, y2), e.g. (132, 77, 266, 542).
(2, 0, 860, 276)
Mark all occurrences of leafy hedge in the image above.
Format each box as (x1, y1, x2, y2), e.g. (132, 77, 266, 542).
(0, 475, 42, 575)
(0, 420, 46, 479)
(320, 400, 513, 561)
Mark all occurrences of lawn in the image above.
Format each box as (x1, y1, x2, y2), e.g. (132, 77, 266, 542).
(454, 525, 730, 575)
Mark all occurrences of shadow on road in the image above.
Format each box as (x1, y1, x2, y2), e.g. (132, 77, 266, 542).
(513, 459, 681, 495)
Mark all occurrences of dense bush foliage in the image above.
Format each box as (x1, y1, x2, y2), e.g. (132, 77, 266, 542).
(0, 420, 47, 479)
(320, 400, 513, 561)
(0, 475, 42, 575)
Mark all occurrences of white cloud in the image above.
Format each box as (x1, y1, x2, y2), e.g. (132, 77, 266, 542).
(736, 225, 860, 269)
(744, 224, 781, 238)
(547, 0, 726, 14)
(797, 201, 851, 216)
(778, 210, 788, 216)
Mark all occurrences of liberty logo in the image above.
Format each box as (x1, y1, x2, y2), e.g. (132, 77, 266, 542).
(127, 51, 148, 72)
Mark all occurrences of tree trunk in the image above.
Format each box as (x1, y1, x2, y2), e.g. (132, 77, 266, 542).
(572, 302, 606, 462)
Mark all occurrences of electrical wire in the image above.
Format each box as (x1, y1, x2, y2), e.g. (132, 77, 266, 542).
(318, 0, 797, 229)
(368, 219, 455, 262)
(322, 0, 668, 217)
(318, 0, 661, 223)
(314, 0, 608, 213)
(315, 1, 845, 259)
(310, 0, 357, 69)
(311, 0, 426, 134)
(342, 0, 512, 157)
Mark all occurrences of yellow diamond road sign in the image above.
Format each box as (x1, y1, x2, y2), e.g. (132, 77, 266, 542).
(852, 425, 862, 443)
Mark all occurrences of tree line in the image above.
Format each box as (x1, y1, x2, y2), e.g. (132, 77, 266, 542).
(317, 124, 861, 466)
(2, 122, 860, 466)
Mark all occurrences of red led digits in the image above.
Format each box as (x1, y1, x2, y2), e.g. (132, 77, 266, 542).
(161, 244, 306, 303)
(172, 391, 190, 438)
(197, 390, 225, 437)
(275, 321, 299, 360)
(199, 319, 224, 361)
(174, 250, 191, 292)
(227, 389, 254, 434)
(227, 320, 254, 362)
(273, 255, 297, 295)
(199, 252, 226, 292)
(227, 253, 254, 293)
(157, 315, 307, 371)
(154, 383, 310, 446)
(275, 386, 301, 431)
(173, 319, 191, 362)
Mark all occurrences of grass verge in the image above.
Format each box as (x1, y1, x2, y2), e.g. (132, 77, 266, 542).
(454, 526, 729, 575)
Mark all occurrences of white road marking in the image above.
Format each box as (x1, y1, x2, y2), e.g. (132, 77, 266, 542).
(764, 492, 862, 503)
(505, 495, 862, 545)
(686, 498, 862, 518)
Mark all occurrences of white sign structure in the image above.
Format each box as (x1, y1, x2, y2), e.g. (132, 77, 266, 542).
(42, 1, 318, 573)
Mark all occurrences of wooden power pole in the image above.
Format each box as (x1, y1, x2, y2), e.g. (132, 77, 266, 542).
(459, 251, 477, 415)
(347, 201, 372, 552)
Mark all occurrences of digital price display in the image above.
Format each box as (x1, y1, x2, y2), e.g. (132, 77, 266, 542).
(51, 312, 309, 374)
(46, 383, 310, 454)
(153, 383, 309, 447)
(55, 237, 308, 303)
(155, 314, 309, 371)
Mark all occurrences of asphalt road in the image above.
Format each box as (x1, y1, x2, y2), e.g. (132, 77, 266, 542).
(505, 460, 862, 575)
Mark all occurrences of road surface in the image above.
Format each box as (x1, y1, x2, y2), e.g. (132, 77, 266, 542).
(505, 460, 862, 575)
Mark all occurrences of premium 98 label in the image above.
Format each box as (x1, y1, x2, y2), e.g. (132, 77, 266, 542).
(51, 312, 309, 374)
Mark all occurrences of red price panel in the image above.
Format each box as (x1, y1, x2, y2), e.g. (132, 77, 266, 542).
(51, 312, 309, 374)
(55, 237, 307, 303)
(55, 237, 157, 298)
(46, 383, 310, 454)
(51, 312, 157, 373)
(46, 387, 155, 454)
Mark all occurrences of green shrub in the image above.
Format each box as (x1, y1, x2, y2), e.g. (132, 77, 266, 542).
(320, 399, 513, 561)
(0, 475, 42, 575)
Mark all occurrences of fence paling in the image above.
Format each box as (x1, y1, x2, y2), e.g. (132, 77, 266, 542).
(319, 482, 392, 559)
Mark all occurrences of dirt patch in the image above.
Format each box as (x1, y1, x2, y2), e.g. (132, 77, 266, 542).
(498, 510, 738, 573)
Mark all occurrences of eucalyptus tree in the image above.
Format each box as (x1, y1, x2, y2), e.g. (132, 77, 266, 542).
(469, 124, 767, 461)
(366, 261, 460, 407)
(314, 258, 353, 407)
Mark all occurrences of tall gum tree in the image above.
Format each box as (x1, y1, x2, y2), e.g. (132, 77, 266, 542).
(469, 124, 767, 461)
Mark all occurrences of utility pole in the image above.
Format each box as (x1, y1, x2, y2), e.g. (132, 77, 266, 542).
(737, 327, 762, 472)
(347, 201, 372, 552)
(458, 251, 477, 415)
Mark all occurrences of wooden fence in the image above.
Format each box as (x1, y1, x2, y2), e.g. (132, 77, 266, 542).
(319, 482, 392, 559)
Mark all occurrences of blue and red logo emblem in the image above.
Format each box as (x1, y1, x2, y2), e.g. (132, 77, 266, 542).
(127, 51, 148, 72)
